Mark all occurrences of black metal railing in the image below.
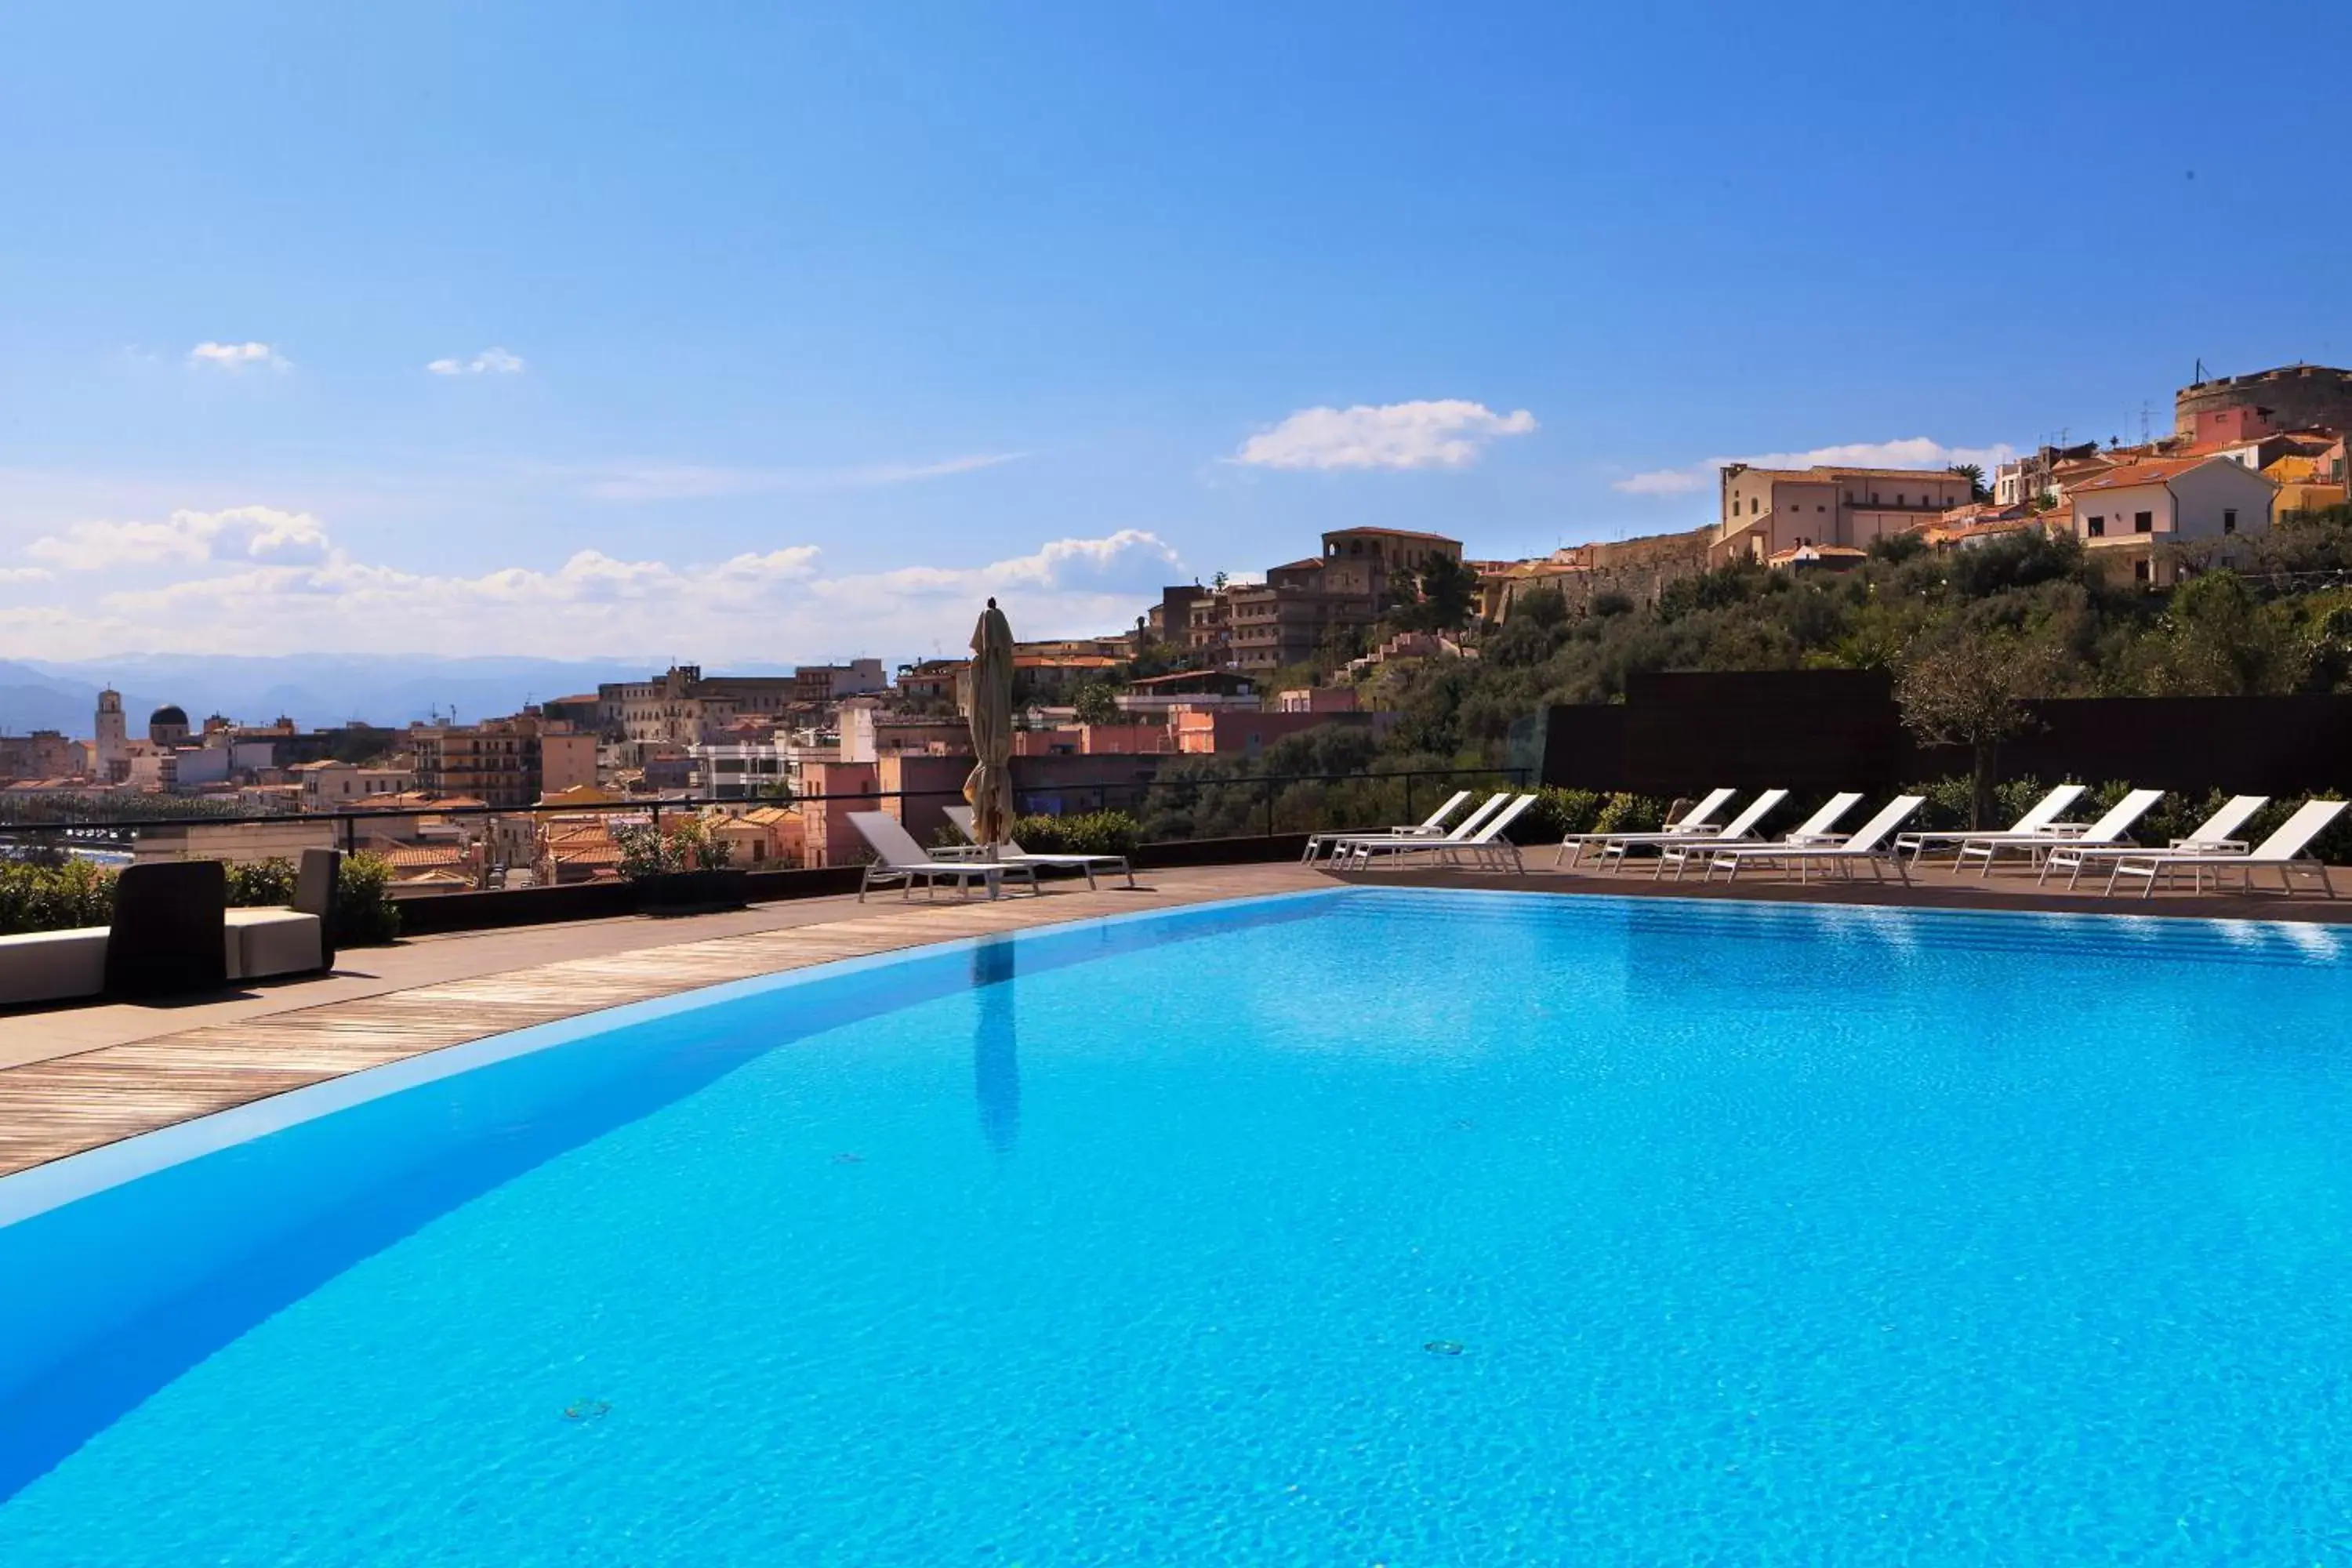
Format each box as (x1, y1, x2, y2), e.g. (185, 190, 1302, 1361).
(0, 764, 1530, 859)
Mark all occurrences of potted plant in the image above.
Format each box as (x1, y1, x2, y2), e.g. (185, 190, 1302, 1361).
(617, 815, 750, 915)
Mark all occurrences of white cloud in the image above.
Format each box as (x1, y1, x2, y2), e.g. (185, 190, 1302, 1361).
(813, 530, 1180, 603)
(577, 452, 1031, 502)
(4, 507, 1180, 660)
(1233, 400, 1539, 471)
(26, 506, 332, 571)
(426, 347, 526, 376)
(0, 566, 53, 584)
(1613, 437, 2021, 496)
(187, 341, 290, 372)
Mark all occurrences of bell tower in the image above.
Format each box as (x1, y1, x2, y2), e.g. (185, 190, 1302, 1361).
(94, 687, 126, 778)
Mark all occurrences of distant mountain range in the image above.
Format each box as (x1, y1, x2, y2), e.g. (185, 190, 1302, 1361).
(0, 655, 807, 738)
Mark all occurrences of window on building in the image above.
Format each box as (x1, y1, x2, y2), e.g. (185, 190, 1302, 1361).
(1870, 492, 1879, 504)
(2133, 511, 2153, 534)
(2133, 559, 2151, 584)
(1896, 493, 1906, 507)
(2087, 515, 2105, 537)
(2223, 509, 2238, 534)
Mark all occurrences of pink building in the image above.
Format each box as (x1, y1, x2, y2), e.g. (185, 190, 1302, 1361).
(1011, 724, 1176, 757)
(1174, 710, 1375, 757)
(1275, 688, 1359, 714)
(878, 753, 973, 848)
(797, 760, 881, 866)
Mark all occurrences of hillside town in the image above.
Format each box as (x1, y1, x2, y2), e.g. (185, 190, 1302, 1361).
(4, 361, 2347, 895)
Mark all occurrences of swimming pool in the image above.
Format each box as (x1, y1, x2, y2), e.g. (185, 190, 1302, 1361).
(2, 887, 2349, 1562)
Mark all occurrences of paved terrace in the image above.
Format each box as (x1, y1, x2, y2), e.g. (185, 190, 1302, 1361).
(2, 852, 2343, 1178)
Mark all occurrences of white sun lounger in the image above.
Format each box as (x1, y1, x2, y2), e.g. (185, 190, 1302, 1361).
(1702, 796, 1926, 885)
(1338, 793, 1537, 872)
(1301, 789, 1472, 863)
(943, 805, 1137, 889)
(1661, 791, 1860, 880)
(1554, 786, 1738, 869)
(1602, 789, 1789, 877)
(2036, 795, 2269, 888)
(2102, 800, 2346, 899)
(1323, 791, 1509, 862)
(851, 811, 1041, 901)
(1894, 783, 2085, 865)
(1952, 789, 2164, 877)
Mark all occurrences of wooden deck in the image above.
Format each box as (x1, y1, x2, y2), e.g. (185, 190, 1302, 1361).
(0, 866, 1319, 1178)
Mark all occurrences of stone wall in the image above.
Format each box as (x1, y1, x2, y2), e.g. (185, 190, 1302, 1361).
(1481, 525, 1715, 619)
(2176, 365, 2352, 438)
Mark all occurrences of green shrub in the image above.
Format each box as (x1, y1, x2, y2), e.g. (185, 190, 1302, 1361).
(1511, 787, 1606, 843)
(1010, 810, 1141, 855)
(0, 858, 115, 935)
(225, 856, 297, 908)
(1899, 776, 1978, 833)
(615, 817, 734, 877)
(336, 851, 401, 946)
(1590, 792, 1669, 836)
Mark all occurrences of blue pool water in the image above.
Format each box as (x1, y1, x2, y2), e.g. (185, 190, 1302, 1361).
(3, 887, 2351, 1563)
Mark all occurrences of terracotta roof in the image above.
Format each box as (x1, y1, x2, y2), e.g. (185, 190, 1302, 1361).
(1767, 543, 1868, 564)
(2070, 456, 2275, 493)
(378, 844, 466, 869)
(1269, 557, 1326, 572)
(1323, 527, 1464, 545)
(1929, 517, 2044, 543)
(1739, 465, 1973, 483)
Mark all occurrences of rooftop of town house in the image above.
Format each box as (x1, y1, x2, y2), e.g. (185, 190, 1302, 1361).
(1321, 525, 1463, 543)
(2069, 456, 2278, 492)
(376, 844, 469, 869)
(1725, 464, 1976, 483)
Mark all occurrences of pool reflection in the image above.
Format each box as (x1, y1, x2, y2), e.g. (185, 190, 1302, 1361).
(971, 940, 1019, 1155)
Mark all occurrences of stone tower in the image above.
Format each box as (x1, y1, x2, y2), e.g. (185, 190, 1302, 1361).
(94, 687, 126, 778)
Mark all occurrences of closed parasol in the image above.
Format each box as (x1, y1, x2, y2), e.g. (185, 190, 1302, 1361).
(963, 597, 1017, 848)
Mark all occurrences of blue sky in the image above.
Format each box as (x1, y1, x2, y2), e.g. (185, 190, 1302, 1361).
(4, 0, 2348, 662)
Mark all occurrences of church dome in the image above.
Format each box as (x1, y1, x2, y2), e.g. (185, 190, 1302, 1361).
(149, 704, 190, 728)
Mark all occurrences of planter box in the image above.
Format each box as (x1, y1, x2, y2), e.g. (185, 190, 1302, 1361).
(633, 868, 751, 916)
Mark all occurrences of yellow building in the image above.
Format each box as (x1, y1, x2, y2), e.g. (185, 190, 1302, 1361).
(2262, 452, 2348, 518)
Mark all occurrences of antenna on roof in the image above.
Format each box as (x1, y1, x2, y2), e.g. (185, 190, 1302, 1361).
(2194, 357, 2207, 384)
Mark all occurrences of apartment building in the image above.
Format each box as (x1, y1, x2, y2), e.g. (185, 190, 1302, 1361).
(792, 659, 887, 705)
(2066, 455, 2278, 586)
(1186, 528, 1462, 671)
(0, 730, 77, 783)
(408, 712, 591, 808)
(597, 665, 800, 747)
(292, 758, 417, 811)
(894, 659, 965, 707)
(1711, 464, 1976, 566)
(1316, 526, 1464, 601)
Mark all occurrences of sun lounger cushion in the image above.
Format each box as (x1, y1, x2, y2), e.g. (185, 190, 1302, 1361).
(223, 909, 326, 981)
(0, 927, 109, 1006)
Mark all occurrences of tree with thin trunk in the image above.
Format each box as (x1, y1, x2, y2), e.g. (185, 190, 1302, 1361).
(1895, 631, 2051, 827)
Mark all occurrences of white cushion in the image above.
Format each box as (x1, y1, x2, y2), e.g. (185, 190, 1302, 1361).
(223, 909, 324, 981)
(0, 927, 109, 1005)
